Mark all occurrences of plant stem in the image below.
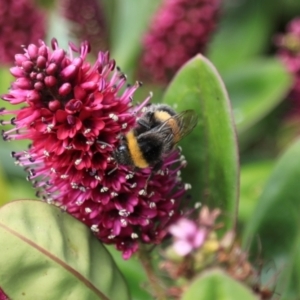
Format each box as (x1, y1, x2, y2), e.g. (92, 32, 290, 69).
(138, 246, 167, 300)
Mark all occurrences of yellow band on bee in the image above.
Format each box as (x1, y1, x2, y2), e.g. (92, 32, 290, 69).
(126, 131, 149, 168)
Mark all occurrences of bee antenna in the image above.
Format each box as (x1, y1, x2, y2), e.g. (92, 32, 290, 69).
(107, 165, 118, 175)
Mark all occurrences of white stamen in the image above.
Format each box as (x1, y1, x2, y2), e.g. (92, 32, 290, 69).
(91, 224, 99, 232)
(157, 170, 164, 175)
(139, 189, 147, 196)
(84, 128, 91, 134)
(169, 210, 174, 217)
(125, 173, 134, 179)
(43, 150, 50, 157)
(149, 202, 156, 208)
(75, 158, 82, 165)
(60, 205, 67, 211)
(100, 186, 108, 192)
(50, 167, 56, 173)
(120, 219, 127, 226)
(109, 113, 118, 121)
(95, 175, 102, 181)
(194, 202, 202, 209)
(130, 183, 137, 188)
(46, 198, 53, 204)
(85, 207, 92, 213)
(60, 174, 69, 179)
(170, 199, 175, 204)
(76, 199, 83, 206)
(47, 124, 54, 132)
(184, 183, 192, 190)
(122, 123, 127, 129)
(108, 235, 115, 239)
(79, 186, 87, 192)
(111, 192, 118, 197)
(131, 233, 138, 239)
(119, 209, 130, 217)
(71, 182, 78, 189)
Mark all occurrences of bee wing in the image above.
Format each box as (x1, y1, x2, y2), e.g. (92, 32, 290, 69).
(154, 110, 198, 143)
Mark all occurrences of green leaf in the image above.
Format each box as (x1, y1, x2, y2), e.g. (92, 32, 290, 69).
(110, 0, 161, 74)
(243, 139, 300, 295)
(181, 269, 258, 300)
(224, 58, 292, 135)
(0, 200, 130, 300)
(162, 55, 239, 230)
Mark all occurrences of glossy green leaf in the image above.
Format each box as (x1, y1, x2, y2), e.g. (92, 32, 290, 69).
(0, 200, 130, 300)
(181, 269, 258, 300)
(224, 58, 292, 135)
(110, 0, 160, 73)
(243, 139, 300, 295)
(162, 55, 239, 229)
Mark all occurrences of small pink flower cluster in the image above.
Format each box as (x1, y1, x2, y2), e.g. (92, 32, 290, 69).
(169, 206, 220, 256)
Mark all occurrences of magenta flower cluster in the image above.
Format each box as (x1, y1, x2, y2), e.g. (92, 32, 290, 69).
(140, 0, 220, 83)
(0, 0, 45, 64)
(275, 18, 300, 115)
(0, 39, 188, 259)
(61, 0, 108, 54)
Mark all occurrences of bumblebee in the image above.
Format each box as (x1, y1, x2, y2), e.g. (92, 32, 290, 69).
(113, 104, 198, 170)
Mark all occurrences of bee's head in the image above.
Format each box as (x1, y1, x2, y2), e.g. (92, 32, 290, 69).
(113, 141, 133, 166)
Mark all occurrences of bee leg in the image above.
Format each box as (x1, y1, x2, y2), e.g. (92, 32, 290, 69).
(143, 160, 163, 192)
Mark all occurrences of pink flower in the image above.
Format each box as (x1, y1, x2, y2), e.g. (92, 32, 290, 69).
(169, 206, 220, 256)
(0, 39, 189, 259)
(60, 0, 108, 54)
(140, 0, 220, 83)
(275, 18, 300, 115)
(0, 0, 45, 64)
(169, 218, 206, 256)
